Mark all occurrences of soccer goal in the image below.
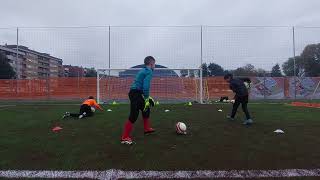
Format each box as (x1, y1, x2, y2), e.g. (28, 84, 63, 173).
(97, 68, 203, 104)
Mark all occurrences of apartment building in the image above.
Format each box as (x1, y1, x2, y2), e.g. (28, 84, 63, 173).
(0, 45, 63, 79)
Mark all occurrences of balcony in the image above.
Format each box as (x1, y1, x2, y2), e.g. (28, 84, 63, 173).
(38, 64, 50, 69)
(38, 58, 50, 64)
(38, 67, 49, 72)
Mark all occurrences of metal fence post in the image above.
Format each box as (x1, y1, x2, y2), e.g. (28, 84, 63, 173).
(16, 27, 19, 96)
(292, 26, 297, 100)
(97, 70, 100, 104)
(108, 26, 111, 102)
(263, 72, 266, 100)
(199, 26, 203, 104)
(78, 70, 80, 100)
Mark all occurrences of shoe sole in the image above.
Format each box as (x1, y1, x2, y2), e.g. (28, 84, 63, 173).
(144, 130, 155, 135)
(121, 141, 134, 145)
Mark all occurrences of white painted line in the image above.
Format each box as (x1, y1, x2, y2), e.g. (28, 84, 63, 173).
(1, 169, 320, 179)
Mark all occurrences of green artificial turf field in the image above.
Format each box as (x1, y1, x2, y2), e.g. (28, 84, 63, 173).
(0, 102, 320, 179)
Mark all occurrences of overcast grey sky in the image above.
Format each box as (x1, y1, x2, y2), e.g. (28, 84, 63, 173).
(1, 0, 320, 70)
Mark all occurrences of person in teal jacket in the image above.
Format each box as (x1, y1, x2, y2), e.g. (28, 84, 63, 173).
(121, 56, 156, 145)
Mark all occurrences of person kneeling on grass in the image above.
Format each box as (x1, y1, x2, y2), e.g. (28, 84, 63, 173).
(224, 74, 253, 125)
(121, 56, 156, 145)
(63, 96, 103, 119)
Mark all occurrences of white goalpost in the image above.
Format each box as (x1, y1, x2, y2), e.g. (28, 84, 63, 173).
(97, 68, 203, 104)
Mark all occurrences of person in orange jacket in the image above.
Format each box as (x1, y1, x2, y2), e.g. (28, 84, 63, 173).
(63, 96, 103, 119)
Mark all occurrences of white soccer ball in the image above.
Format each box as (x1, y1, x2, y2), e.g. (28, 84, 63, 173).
(176, 122, 187, 135)
(91, 107, 96, 112)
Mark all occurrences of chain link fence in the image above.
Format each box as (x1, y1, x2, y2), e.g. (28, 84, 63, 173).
(0, 26, 319, 101)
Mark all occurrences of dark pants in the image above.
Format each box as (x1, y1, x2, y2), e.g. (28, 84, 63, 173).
(70, 104, 93, 118)
(128, 89, 150, 123)
(231, 95, 251, 120)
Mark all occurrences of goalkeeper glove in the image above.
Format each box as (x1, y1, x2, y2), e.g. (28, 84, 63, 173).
(144, 96, 155, 112)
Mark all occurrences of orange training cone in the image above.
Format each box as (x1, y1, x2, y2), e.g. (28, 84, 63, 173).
(52, 126, 63, 132)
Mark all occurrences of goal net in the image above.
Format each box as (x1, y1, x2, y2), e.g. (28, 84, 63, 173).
(97, 68, 202, 104)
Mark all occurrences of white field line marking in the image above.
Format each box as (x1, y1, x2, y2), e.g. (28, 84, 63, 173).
(1, 169, 320, 179)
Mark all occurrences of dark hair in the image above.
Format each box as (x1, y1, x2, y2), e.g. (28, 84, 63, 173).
(144, 56, 155, 65)
(240, 77, 251, 83)
(224, 73, 233, 80)
(88, 96, 94, 99)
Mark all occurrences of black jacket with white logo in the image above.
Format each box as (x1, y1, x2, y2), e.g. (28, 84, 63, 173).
(229, 78, 250, 97)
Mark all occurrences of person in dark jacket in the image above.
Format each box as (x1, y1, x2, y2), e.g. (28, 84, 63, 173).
(224, 74, 253, 125)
